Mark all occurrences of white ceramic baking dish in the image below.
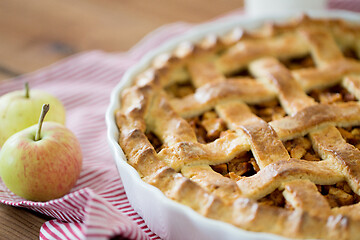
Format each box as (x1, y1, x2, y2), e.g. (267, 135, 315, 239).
(106, 10, 360, 240)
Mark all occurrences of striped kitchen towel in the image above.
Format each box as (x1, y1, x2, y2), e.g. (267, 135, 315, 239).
(0, 4, 359, 240)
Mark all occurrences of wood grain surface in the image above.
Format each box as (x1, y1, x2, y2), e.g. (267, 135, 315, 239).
(0, 0, 243, 239)
(0, 0, 243, 81)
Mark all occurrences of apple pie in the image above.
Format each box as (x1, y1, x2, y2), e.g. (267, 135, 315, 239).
(115, 15, 360, 239)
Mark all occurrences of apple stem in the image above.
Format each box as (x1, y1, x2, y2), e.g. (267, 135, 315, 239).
(35, 104, 50, 141)
(25, 82, 30, 98)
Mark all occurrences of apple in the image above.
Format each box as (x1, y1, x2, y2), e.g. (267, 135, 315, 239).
(0, 82, 66, 146)
(0, 104, 82, 201)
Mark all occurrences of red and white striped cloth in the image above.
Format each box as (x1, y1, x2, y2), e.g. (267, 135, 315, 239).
(0, 4, 359, 240)
(328, 0, 360, 12)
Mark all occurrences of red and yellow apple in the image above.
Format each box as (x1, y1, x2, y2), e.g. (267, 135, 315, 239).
(0, 83, 66, 146)
(0, 104, 82, 202)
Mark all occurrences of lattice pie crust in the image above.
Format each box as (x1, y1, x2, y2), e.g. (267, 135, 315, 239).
(116, 15, 360, 239)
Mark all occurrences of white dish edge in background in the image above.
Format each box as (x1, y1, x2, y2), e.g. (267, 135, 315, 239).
(106, 10, 360, 240)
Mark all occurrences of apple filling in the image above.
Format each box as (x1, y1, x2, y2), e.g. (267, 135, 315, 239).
(187, 109, 260, 178)
(318, 182, 360, 208)
(343, 48, 360, 60)
(309, 84, 357, 104)
(283, 136, 321, 161)
(165, 81, 195, 98)
(258, 189, 287, 208)
(225, 67, 252, 78)
(211, 151, 259, 180)
(146, 131, 163, 153)
(211, 153, 287, 208)
(187, 110, 227, 144)
(250, 98, 286, 122)
(256, 182, 360, 209)
(280, 54, 315, 70)
(147, 109, 228, 151)
(338, 126, 360, 149)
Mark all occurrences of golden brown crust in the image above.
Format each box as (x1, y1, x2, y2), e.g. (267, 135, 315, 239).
(116, 15, 360, 239)
(342, 75, 360, 99)
(310, 126, 360, 195)
(293, 60, 360, 91)
(157, 132, 250, 171)
(216, 101, 289, 169)
(299, 27, 344, 67)
(270, 102, 360, 140)
(237, 159, 344, 199)
(181, 164, 242, 203)
(249, 57, 316, 114)
(170, 78, 276, 118)
(283, 179, 332, 217)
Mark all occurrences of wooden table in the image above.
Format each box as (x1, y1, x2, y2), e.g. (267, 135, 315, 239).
(0, 0, 243, 238)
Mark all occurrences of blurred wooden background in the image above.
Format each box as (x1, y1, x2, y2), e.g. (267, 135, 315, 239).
(0, 0, 243, 81)
(0, 0, 243, 239)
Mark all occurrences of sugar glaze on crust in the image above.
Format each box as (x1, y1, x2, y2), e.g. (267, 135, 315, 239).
(116, 15, 360, 239)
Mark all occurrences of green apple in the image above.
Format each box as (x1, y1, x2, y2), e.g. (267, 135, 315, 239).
(0, 104, 82, 201)
(0, 83, 66, 147)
